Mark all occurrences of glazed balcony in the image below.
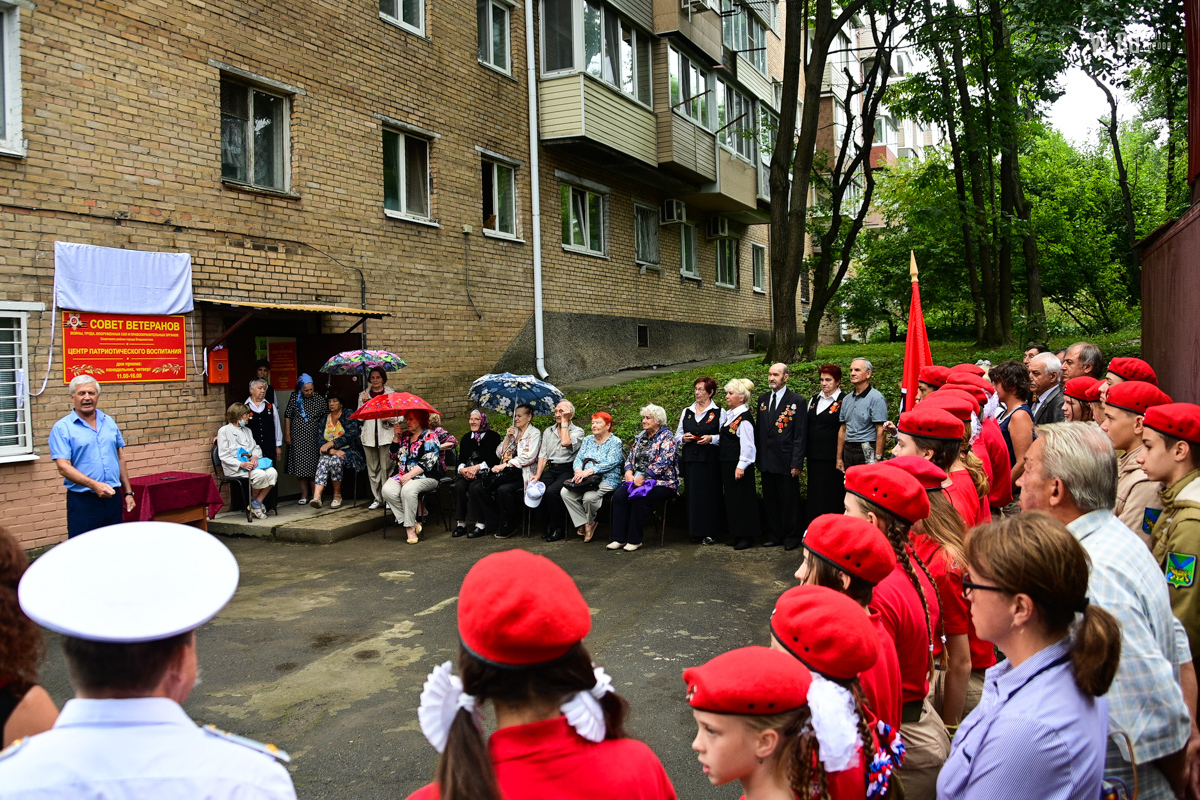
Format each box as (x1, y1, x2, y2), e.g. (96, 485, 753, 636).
(653, 0, 723, 62)
(539, 73, 658, 167)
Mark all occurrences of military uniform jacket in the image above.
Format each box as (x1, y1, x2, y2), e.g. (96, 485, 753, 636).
(754, 388, 807, 474)
(1116, 446, 1163, 548)
(1152, 469, 1200, 663)
(0, 697, 296, 799)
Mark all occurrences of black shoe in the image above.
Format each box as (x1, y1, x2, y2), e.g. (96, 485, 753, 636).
(702, 537, 720, 546)
(734, 539, 752, 551)
(545, 529, 566, 543)
(466, 527, 488, 539)
(762, 540, 781, 548)
(452, 525, 469, 538)
(784, 539, 802, 551)
(495, 527, 517, 539)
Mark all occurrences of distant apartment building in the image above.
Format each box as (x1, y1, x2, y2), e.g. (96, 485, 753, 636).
(0, 0, 802, 546)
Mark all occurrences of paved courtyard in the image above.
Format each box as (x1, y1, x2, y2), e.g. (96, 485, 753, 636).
(36, 527, 800, 799)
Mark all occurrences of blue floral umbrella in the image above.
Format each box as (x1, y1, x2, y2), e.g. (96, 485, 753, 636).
(320, 349, 408, 376)
(468, 372, 563, 418)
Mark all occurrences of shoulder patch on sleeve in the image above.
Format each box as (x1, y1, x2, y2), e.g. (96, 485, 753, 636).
(202, 724, 291, 763)
(1143, 507, 1163, 536)
(0, 737, 27, 762)
(1166, 552, 1197, 589)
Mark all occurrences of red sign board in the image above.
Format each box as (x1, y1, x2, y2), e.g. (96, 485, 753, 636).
(62, 312, 187, 384)
(268, 340, 298, 391)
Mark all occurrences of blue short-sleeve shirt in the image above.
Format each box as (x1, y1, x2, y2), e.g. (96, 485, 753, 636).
(49, 409, 126, 492)
(839, 386, 888, 442)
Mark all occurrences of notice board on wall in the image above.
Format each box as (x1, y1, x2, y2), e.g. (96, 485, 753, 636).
(268, 341, 298, 391)
(62, 312, 187, 383)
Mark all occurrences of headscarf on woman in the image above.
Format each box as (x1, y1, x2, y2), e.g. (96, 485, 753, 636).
(469, 410, 491, 442)
(295, 373, 314, 421)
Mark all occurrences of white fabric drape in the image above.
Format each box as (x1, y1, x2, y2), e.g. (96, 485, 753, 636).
(54, 241, 193, 315)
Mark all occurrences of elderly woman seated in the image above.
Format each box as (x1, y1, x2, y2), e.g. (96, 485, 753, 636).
(383, 410, 444, 544)
(561, 411, 624, 543)
(452, 410, 502, 538)
(310, 394, 366, 510)
(608, 404, 678, 552)
(217, 403, 279, 519)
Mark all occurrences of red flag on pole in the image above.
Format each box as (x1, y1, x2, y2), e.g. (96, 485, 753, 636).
(900, 251, 933, 413)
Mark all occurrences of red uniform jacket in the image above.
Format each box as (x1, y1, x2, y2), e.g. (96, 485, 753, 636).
(859, 608, 902, 733)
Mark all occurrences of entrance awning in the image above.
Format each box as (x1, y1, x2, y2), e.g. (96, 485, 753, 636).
(197, 297, 389, 349)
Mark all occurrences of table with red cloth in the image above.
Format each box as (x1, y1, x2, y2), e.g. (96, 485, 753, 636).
(122, 471, 225, 528)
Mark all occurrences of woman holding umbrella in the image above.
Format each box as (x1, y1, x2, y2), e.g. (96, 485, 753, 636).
(383, 409, 444, 544)
(358, 367, 398, 510)
(284, 374, 328, 505)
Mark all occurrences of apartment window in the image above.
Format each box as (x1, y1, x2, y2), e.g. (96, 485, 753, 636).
(478, 0, 510, 72)
(634, 204, 659, 267)
(751, 244, 766, 292)
(542, 0, 650, 105)
(383, 129, 431, 219)
(482, 160, 516, 236)
(716, 239, 738, 288)
(637, 324, 649, 348)
(380, 0, 423, 35)
(668, 47, 709, 128)
(0, 311, 32, 460)
(716, 81, 755, 162)
(873, 116, 898, 147)
(680, 224, 698, 277)
(543, 0, 574, 71)
(561, 184, 605, 255)
(0, 3, 22, 157)
(801, 269, 810, 302)
(221, 80, 289, 191)
(722, 2, 766, 75)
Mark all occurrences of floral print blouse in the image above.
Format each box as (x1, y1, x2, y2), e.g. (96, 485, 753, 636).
(391, 430, 444, 479)
(623, 426, 679, 489)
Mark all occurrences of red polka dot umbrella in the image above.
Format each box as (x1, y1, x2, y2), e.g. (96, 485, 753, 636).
(350, 391, 439, 421)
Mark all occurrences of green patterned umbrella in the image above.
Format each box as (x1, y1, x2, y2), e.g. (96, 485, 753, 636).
(320, 350, 408, 375)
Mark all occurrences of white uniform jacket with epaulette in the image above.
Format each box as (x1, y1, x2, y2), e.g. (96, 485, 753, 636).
(0, 697, 296, 799)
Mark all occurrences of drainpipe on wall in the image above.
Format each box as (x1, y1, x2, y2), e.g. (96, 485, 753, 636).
(525, 0, 549, 379)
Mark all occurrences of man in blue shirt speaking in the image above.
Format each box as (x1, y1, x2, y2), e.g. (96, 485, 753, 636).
(48, 374, 135, 537)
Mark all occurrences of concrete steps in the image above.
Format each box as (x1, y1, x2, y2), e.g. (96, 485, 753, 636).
(209, 500, 386, 544)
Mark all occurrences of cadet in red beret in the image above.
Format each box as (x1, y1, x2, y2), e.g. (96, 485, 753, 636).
(408, 550, 676, 800)
(1102, 357, 1158, 404)
(795, 514, 901, 731)
(924, 391, 1012, 513)
(1083, 379, 1105, 422)
(685, 646, 901, 800)
(894, 408, 989, 527)
(1062, 377, 1101, 423)
(843, 464, 948, 798)
(1100, 382, 1173, 542)
(1139, 404, 1200, 664)
(917, 365, 950, 399)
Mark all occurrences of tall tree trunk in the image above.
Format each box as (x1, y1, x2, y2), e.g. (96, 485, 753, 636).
(1088, 71, 1140, 299)
(990, 0, 1014, 343)
(1013, 153, 1046, 341)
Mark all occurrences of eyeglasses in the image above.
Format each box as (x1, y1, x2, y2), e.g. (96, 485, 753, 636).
(961, 572, 1008, 598)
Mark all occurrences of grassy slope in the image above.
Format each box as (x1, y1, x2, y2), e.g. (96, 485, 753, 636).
(559, 326, 1143, 446)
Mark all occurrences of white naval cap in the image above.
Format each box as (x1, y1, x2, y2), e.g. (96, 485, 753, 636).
(18, 521, 239, 643)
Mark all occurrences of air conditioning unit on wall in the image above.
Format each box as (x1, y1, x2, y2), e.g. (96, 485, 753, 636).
(660, 199, 687, 225)
(706, 216, 731, 239)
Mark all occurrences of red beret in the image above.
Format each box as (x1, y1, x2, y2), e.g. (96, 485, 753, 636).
(1105, 381, 1172, 416)
(1144, 403, 1200, 446)
(1107, 357, 1158, 386)
(1084, 380, 1103, 403)
(684, 646, 811, 714)
(920, 394, 976, 422)
(803, 513, 896, 585)
(458, 550, 591, 667)
(1063, 377, 1101, 402)
(898, 407, 964, 442)
(771, 586, 879, 680)
(942, 383, 989, 407)
(918, 365, 951, 388)
(949, 363, 985, 377)
(946, 373, 994, 395)
(886, 456, 948, 491)
(845, 464, 931, 524)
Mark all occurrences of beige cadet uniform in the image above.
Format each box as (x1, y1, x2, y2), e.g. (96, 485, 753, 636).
(1152, 468, 1200, 663)
(1116, 446, 1163, 549)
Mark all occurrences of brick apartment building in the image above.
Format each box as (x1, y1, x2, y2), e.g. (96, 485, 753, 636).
(0, 0, 808, 547)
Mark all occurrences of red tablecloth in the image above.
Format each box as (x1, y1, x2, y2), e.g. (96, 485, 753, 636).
(123, 471, 225, 522)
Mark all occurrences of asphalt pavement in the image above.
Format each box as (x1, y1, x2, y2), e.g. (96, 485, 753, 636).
(36, 527, 802, 799)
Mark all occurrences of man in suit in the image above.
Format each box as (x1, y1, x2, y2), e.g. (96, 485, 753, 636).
(755, 363, 807, 550)
(1030, 352, 1066, 426)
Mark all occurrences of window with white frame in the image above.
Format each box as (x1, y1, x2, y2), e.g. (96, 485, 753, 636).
(873, 115, 897, 147)
(634, 205, 659, 267)
(721, 2, 767, 75)
(0, 3, 23, 157)
(751, 243, 766, 291)
(542, 0, 651, 105)
(715, 238, 738, 287)
(482, 159, 516, 236)
(716, 80, 755, 162)
(383, 128, 431, 219)
(680, 224, 698, 278)
(668, 47, 709, 128)
(478, 0, 510, 72)
(380, 0, 423, 35)
(560, 184, 605, 255)
(0, 309, 33, 459)
(221, 79, 289, 191)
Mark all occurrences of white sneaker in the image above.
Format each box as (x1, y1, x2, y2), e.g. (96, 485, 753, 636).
(368, 501, 381, 510)
(251, 505, 267, 520)
(606, 541, 623, 550)
(623, 543, 642, 552)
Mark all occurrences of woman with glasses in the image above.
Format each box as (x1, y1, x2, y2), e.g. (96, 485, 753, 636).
(941, 513, 1119, 799)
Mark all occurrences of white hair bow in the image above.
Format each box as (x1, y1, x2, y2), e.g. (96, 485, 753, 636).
(561, 665, 615, 743)
(807, 673, 861, 773)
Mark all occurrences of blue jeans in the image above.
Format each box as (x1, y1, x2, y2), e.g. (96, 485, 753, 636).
(66, 490, 123, 538)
